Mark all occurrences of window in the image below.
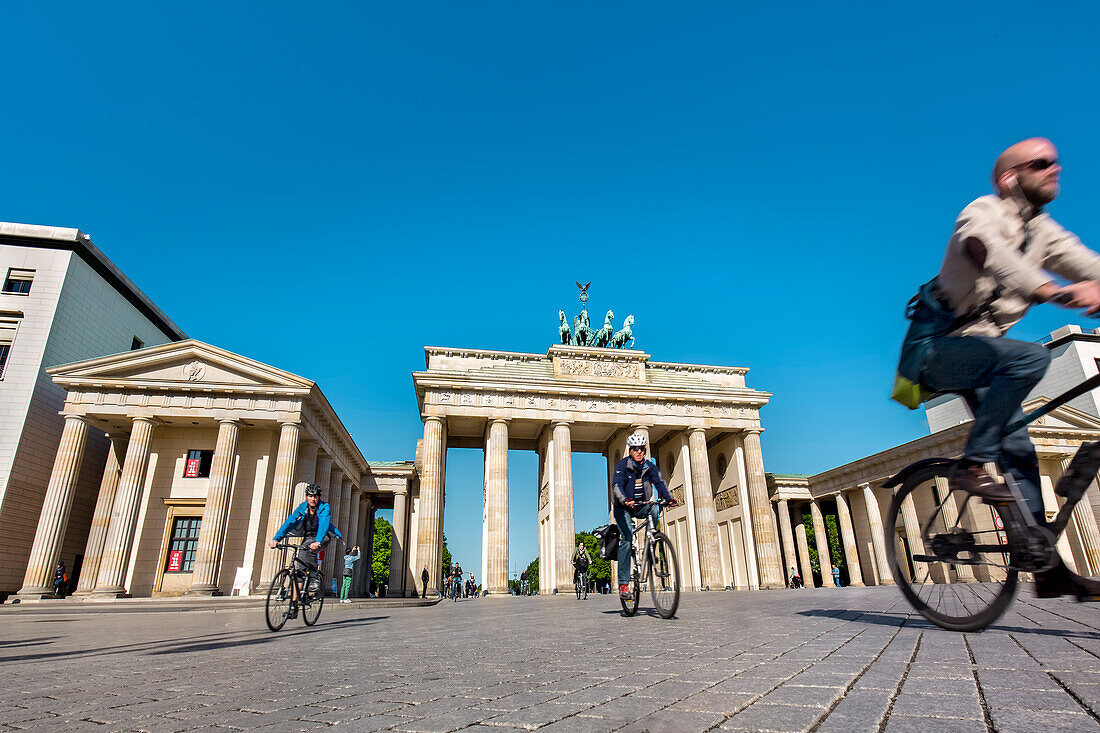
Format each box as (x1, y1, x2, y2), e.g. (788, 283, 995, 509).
(164, 517, 201, 572)
(131, 336, 144, 351)
(0, 320, 17, 379)
(666, 453, 676, 475)
(183, 449, 213, 478)
(2, 269, 34, 295)
(716, 454, 728, 477)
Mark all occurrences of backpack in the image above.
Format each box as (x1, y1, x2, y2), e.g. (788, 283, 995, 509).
(592, 524, 620, 560)
(891, 278, 998, 409)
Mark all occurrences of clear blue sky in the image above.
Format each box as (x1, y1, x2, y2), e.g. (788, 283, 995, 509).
(4, 3, 1100, 578)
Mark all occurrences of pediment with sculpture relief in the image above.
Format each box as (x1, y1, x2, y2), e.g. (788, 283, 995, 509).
(47, 339, 313, 392)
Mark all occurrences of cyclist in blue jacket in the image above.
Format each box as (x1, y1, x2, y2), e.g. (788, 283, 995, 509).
(611, 432, 677, 600)
(268, 483, 342, 616)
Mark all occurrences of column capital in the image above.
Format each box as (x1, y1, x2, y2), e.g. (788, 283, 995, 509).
(858, 481, 873, 490)
(629, 422, 653, 430)
(550, 419, 573, 428)
(131, 415, 161, 427)
(60, 412, 89, 424)
(393, 485, 409, 496)
(743, 427, 764, 436)
(688, 426, 707, 437)
(488, 417, 511, 426)
(217, 418, 242, 427)
(424, 415, 446, 427)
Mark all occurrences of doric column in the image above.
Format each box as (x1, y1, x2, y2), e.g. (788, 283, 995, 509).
(795, 515, 815, 588)
(94, 417, 157, 597)
(293, 441, 320, 505)
(186, 419, 241, 595)
(899, 493, 931, 584)
(323, 467, 345, 583)
(810, 500, 835, 587)
(364, 500, 376, 595)
(741, 429, 784, 588)
(14, 415, 90, 600)
(687, 429, 724, 589)
(485, 419, 510, 594)
(389, 486, 410, 595)
(258, 423, 302, 587)
(312, 456, 333, 581)
(861, 482, 893, 585)
(834, 491, 865, 586)
(775, 498, 799, 585)
(344, 484, 360, 595)
(552, 421, 577, 592)
(355, 495, 371, 596)
(1061, 458, 1100, 576)
(932, 476, 974, 582)
(415, 416, 446, 595)
(75, 432, 127, 596)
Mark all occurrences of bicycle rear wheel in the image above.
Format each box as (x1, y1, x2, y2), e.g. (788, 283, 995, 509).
(302, 575, 324, 626)
(265, 569, 293, 632)
(886, 463, 1018, 632)
(620, 572, 640, 616)
(648, 532, 680, 619)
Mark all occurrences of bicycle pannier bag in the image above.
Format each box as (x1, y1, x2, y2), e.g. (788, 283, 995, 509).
(593, 524, 619, 560)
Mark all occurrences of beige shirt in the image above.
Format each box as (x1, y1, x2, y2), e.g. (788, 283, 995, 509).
(936, 194, 1100, 337)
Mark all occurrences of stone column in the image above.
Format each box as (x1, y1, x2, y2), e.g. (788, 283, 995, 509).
(415, 416, 446, 595)
(485, 419, 510, 594)
(187, 419, 241, 594)
(776, 498, 799, 586)
(293, 441, 320, 506)
(1063, 458, 1100, 576)
(899, 493, 931, 584)
(355, 496, 371, 596)
(364, 501, 376, 595)
(389, 486, 410, 595)
(687, 428, 724, 589)
(75, 433, 127, 596)
(795, 516, 815, 588)
(810, 500, 835, 587)
(861, 482, 893, 585)
(552, 421, 576, 592)
(93, 417, 157, 597)
(932, 476, 975, 582)
(741, 429, 784, 588)
(344, 485, 360, 595)
(323, 467, 345, 583)
(14, 415, 90, 600)
(834, 491, 865, 586)
(258, 423, 302, 587)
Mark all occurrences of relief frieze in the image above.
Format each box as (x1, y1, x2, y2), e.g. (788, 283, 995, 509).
(539, 483, 549, 510)
(556, 357, 642, 381)
(715, 487, 739, 511)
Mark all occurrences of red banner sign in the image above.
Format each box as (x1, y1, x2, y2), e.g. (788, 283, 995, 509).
(167, 550, 183, 572)
(184, 458, 201, 478)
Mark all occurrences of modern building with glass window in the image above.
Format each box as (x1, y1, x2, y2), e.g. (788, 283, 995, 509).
(0, 222, 186, 599)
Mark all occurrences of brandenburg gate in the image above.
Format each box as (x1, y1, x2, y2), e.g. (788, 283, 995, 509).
(411, 344, 787, 595)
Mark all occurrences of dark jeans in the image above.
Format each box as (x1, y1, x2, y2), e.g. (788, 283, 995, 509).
(614, 502, 660, 585)
(921, 335, 1050, 521)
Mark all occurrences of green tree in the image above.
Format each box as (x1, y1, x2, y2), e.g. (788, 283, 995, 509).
(371, 516, 393, 592)
(802, 511, 846, 585)
(441, 534, 452, 576)
(525, 557, 539, 593)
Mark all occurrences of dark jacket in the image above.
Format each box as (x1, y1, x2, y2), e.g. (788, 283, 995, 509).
(611, 456, 672, 507)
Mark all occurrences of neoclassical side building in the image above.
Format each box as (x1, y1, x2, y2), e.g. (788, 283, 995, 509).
(411, 344, 787, 595)
(11, 340, 408, 601)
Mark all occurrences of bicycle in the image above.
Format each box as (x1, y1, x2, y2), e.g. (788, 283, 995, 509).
(884, 371, 1100, 631)
(575, 567, 588, 600)
(266, 541, 326, 631)
(450, 575, 461, 601)
(619, 500, 680, 619)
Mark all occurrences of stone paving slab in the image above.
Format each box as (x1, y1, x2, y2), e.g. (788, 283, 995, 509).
(1, 586, 1098, 731)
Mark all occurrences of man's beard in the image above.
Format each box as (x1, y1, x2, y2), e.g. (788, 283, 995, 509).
(1020, 179, 1057, 206)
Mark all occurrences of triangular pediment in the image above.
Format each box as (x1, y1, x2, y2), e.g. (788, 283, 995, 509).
(1021, 397, 1100, 430)
(48, 339, 313, 391)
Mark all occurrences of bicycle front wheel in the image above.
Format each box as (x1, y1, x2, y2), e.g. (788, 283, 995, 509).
(620, 572, 640, 616)
(265, 569, 293, 632)
(885, 462, 1018, 632)
(648, 532, 680, 619)
(302, 576, 324, 626)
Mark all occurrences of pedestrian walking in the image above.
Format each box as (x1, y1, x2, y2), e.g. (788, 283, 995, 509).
(832, 565, 841, 588)
(53, 560, 67, 598)
(421, 565, 429, 598)
(340, 545, 360, 603)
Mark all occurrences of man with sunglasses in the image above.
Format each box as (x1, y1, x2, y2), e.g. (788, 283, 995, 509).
(611, 432, 677, 600)
(923, 137, 1100, 600)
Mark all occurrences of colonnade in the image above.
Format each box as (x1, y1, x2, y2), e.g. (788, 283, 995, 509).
(15, 416, 373, 601)
(413, 416, 786, 595)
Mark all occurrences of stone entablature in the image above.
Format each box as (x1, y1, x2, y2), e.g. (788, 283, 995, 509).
(415, 345, 770, 430)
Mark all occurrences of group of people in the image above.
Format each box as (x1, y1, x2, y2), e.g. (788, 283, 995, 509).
(418, 563, 478, 599)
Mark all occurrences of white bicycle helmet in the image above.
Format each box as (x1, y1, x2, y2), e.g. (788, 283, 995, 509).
(626, 432, 648, 448)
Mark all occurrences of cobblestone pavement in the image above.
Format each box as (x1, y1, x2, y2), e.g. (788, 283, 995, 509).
(2, 585, 1099, 732)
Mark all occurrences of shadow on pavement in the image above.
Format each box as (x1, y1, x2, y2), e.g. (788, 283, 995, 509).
(796, 608, 1100, 638)
(0, 616, 388, 663)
